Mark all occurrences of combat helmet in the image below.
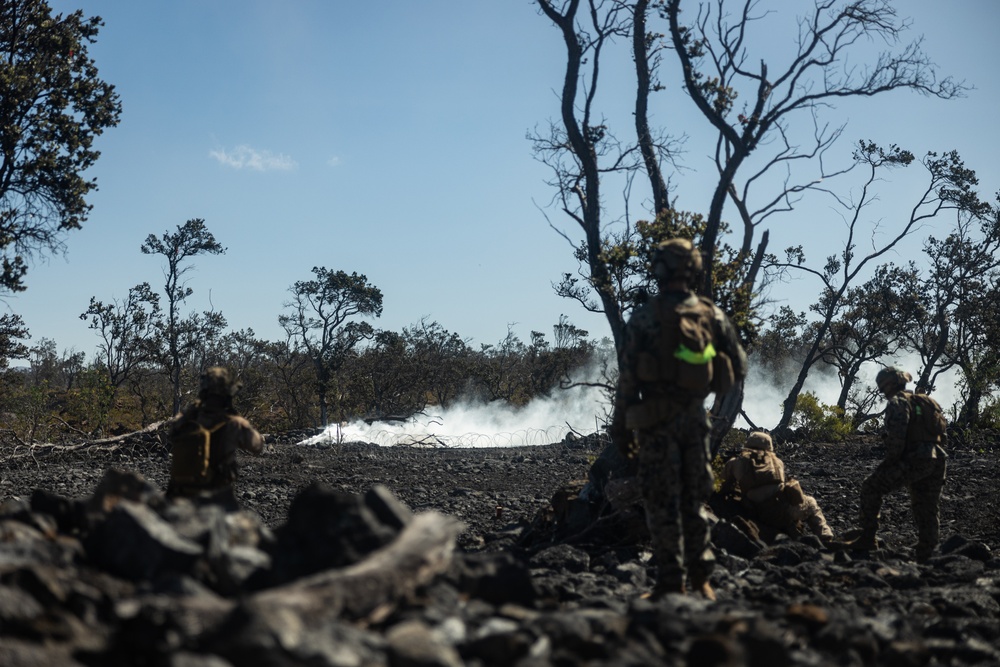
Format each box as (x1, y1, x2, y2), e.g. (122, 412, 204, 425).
(875, 367, 912, 394)
(744, 431, 773, 451)
(653, 238, 703, 285)
(199, 366, 240, 402)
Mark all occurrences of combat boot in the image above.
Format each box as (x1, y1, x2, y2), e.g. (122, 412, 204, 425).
(687, 572, 716, 602)
(844, 528, 878, 551)
(693, 580, 716, 601)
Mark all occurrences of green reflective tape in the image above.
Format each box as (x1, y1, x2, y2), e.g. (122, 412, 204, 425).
(675, 342, 716, 365)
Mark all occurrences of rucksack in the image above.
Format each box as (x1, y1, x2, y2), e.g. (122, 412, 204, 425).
(904, 391, 947, 444)
(635, 293, 735, 396)
(169, 419, 227, 486)
(740, 449, 784, 490)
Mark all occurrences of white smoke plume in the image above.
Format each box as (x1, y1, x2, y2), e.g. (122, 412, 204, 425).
(300, 353, 966, 448)
(739, 354, 965, 430)
(301, 382, 608, 448)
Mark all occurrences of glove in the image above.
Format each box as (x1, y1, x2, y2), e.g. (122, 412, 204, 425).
(613, 426, 638, 460)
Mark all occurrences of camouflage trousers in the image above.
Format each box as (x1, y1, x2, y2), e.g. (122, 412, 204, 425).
(637, 404, 714, 588)
(793, 494, 834, 539)
(753, 493, 833, 540)
(859, 455, 947, 557)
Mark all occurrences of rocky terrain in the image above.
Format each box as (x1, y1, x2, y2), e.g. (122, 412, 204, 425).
(0, 428, 997, 666)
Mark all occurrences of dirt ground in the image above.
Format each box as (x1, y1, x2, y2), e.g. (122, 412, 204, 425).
(2, 430, 997, 555)
(2, 429, 999, 666)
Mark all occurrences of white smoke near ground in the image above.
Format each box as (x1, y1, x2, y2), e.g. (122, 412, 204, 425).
(738, 357, 847, 430)
(301, 380, 609, 448)
(739, 353, 965, 431)
(299, 350, 968, 448)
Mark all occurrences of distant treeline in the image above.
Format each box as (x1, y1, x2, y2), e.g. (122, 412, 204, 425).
(0, 313, 605, 444)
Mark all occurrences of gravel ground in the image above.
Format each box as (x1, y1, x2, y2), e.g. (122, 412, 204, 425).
(2, 429, 996, 554)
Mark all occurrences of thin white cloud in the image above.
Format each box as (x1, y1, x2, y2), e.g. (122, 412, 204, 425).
(209, 144, 297, 171)
(327, 156, 342, 167)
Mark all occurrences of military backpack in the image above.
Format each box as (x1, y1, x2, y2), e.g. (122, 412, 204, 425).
(904, 391, 947, 444)
(634, 293, 735, 397)
(169, 419, 227, 486)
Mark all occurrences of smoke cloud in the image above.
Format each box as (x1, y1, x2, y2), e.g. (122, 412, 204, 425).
(739, 354, 964, 429)
(302, 383, 608, 448)
(301, 354, 964, 448)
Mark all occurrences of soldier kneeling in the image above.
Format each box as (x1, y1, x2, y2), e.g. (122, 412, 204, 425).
(719, 432, 833, 544)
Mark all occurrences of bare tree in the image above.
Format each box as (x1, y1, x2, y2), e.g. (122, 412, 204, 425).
(817, 262, 922, 411)
(535, 0, 966, 449)
(0, 0, 121, 294)
(533, 0, 638, 351)
(80, 282, 162, 397)
(402, 318, 472, 409)
(771, 145, 981, 433)
(907, 194, 1000, 425)
(907, 197, 999, 384)
(663, 0, 965, 300)
(140, 218, 225, 414)
(279, 267, 383, 426)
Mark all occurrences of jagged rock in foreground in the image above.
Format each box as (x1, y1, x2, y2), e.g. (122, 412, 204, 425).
(0, 433, 997, 665)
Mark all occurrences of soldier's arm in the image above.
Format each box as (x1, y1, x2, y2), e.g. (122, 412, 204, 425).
(618, 323, 641, 400)
(883, 396, 911, 461)
(773, 455, 786, 484)
(232, 415, 265, 455)
(714, 307, 748, 381)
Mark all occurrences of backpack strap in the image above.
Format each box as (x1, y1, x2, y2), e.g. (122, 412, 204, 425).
(170, 418, 229, 488)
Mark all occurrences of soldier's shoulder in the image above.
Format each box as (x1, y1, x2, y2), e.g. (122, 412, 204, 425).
(886, 393, 913, 413)
(695, 294, 717, 308)
(169, 408, 198, 433)
(888, 392, 912, 406)
(690, 295, 726, 320)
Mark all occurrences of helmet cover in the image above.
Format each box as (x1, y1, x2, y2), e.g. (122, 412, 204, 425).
(199, 366, 240, 400)
(875, 367, 911, 393)
(744, 431, 774, 451)
(653, 238, 703, 284)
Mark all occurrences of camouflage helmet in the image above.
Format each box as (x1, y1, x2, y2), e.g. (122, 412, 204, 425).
(199, 366, 240, 400)
(875, 367, 912, 393)
(652, 238, 703, 284)
(744, 431, 773, 451)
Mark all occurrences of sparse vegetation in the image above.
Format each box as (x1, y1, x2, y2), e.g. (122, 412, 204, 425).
(790, 392, 854, 443)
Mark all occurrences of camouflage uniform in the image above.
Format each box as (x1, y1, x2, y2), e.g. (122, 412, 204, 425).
(720, 432, 833, 541)
(615, 239, 747, 598)
(167, 367, 264, 500)
(856, 368, 947, 561)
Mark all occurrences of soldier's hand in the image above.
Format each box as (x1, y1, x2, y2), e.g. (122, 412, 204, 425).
(614, 431, 637, 460)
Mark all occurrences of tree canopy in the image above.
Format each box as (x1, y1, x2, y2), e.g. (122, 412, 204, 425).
(0, 0, 121, 293)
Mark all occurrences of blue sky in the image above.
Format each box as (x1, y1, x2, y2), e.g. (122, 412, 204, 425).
(7, 0, 999, 362)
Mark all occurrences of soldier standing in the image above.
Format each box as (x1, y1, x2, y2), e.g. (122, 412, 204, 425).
(167, 366, 264, 503)
(719, 431, 834, 543)
(612, 238, 748, 600)
(841, 367, 948, 561)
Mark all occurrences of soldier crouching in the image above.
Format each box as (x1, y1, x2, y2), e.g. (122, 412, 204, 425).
(719, 431, 833, 544)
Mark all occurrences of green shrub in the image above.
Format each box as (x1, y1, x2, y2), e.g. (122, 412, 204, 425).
(711, 453, 730, 492)
(975, 397, 1000, 431)
(791, 392, 853, 442)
